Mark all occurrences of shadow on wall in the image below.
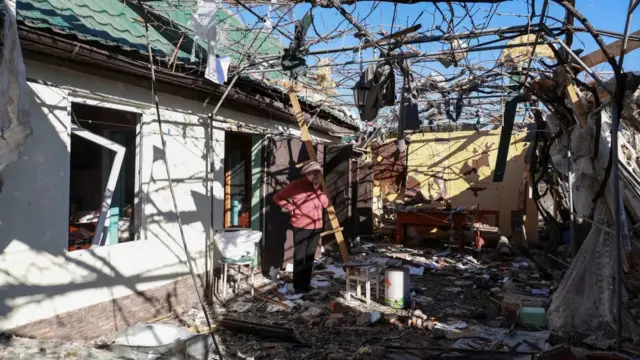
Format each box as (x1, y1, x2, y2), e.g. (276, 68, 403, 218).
(0, 87, 211, 330)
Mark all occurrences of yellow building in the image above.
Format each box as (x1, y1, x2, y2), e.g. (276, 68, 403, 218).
(373, 129, 538, 242)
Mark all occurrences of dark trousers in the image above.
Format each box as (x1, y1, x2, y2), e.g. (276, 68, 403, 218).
(293, 227, 321, 290)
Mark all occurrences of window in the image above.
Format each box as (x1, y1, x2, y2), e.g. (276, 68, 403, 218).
(68, 103, 141, 251)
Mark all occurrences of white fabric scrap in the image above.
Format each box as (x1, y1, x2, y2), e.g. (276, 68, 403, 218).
(192, 0, 218, 40)
(205, 55, 230, 85)
(0, 0, 32, 173)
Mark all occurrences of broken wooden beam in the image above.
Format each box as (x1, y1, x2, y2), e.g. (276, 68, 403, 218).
(254, 294, 291, 308)
(288, 88, 351, 262)
(295, 159, 313, 168)
(320, 227, 344, 237)
(218, 318, 301, 343)
(579, 30, 640, 72)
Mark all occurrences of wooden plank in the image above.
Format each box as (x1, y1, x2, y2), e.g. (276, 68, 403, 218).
(288, 89, 351, 262)
(566, 83, 588, 128)
(579, 29, 640, 71)
(320, 227, 344, 237)
(295, 159, 312, 168)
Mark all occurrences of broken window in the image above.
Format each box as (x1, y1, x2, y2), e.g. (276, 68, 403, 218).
(68, 103, 141, 251)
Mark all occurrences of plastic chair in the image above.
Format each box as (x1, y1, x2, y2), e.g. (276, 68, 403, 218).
(219, 250, 257, 298)
(214, 229, 260, 298)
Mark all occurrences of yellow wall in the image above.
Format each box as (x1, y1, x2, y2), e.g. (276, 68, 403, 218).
(376, 130, 533, 237)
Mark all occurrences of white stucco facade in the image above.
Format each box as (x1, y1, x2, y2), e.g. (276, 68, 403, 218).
(0, 60, 336, 330)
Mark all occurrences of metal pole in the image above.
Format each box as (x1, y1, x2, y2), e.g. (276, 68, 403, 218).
(613, 0, 634, 351)
(613, 101, 623, 352)
(138, 2, 224, 358)
(555, 40, 614, 94)
(243, 41, 552, 74)
(567, 151, 576, 257)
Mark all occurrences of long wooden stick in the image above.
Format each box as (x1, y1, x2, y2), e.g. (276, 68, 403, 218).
(288, 89, 351, 262)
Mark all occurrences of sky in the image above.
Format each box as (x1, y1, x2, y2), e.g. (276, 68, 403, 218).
(224, 0, 639, 124)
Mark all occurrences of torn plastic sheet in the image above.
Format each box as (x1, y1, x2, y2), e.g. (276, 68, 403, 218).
(451, 325, 549, 360)
(547, 105, 640, 339)
(0, 0, 32, 180)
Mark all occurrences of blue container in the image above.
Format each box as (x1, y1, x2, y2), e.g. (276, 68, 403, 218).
(231, 199, 239, 226)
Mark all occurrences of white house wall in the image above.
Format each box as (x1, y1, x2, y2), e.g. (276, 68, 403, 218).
(0, 60, 337, 330)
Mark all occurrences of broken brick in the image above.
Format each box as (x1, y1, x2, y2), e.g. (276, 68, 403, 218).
(329, 301, 349, 314)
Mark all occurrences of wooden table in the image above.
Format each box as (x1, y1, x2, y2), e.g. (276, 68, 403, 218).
(394, 208, 499, 244)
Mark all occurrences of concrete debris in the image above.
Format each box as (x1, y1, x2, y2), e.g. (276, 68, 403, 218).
(356, 311, 381, 326)
(324, 314, 344, 328)
(11, 238, 594, 359)
(582, 332, 617, 350)
(302, 306, 324, 319)
(330, 300, 350, 314)
(230, 301, 253, 313)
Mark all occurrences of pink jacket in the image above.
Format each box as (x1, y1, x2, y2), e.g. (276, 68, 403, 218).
(273, 179, 329, 229)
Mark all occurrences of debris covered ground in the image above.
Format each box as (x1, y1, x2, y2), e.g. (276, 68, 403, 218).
(1, 239, 637, 359)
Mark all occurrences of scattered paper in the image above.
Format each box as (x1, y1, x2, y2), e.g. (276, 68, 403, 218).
(279, 283, 294, 295)
(448, 321, 468, 329)
(286, 294, 304, 301)
(531, 288, 550, 297)
(512, 261, 530, 269)
(435, 248, 452, 257)
(407, 266, 425, 276)
(285, 263, 294, 272)
(324, 264, 346, 279)
(311, 276, 330, 288)
(582, 332, 616, 350)
(282, 300, 296, 307)
(452, 326, 549, 360)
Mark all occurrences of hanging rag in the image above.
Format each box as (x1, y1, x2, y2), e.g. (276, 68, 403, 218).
(205, 56, 230, 85)
(354, 62, 395, 122)
(454, 93, 463, 121)
(281, 10, 312, 79)
(399, 71, 420, 132)
(0, 0, 32, 179)
(443, 95, 454, 122)
(192, 0, 226, 84)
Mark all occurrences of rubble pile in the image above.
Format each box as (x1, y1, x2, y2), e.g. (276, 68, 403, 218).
(156, 240, 620, 359)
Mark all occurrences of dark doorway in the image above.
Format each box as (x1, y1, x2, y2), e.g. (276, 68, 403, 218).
(224, 131, 253, 228)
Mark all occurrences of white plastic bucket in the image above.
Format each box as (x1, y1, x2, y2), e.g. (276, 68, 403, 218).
(385, 267, 410, 309)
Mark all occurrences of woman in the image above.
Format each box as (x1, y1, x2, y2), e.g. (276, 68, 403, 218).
(273, 161, 329, 293)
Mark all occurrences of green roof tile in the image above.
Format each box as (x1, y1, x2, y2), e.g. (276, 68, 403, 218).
(17, 0, 187, 59)
(13, 0, 358, 129)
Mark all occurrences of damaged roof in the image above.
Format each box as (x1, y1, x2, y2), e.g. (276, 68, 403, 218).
(11, 0, 359, 131)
